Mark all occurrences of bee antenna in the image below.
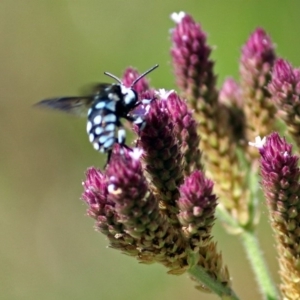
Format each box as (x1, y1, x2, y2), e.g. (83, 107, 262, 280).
(104, 71, 123, 84)
(131, 64, 159, 88)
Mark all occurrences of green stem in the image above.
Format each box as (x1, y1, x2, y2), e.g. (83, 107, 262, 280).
(216, 206, 279, 299)
(188, 264, 240, 300)
(244, 164, 279, 299)
(239, 229, 279, 300)
(216, 206, 240, 229)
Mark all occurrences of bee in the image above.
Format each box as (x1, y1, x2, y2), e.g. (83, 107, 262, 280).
(35, 64, 158, 164)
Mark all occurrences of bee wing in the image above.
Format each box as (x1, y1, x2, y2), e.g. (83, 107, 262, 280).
(80, 83, 112, 96)
(34, 97, 94, 117)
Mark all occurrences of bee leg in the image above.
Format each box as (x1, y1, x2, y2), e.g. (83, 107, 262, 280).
(104, 149, 113, 169)
(117, 125, 126, 146)
(133, 98, 152, 108)
(122, 144, 133, 153)
(126, 114, 146, 133)
(116, 124, 134, 155)
(124, 115, 145, 148)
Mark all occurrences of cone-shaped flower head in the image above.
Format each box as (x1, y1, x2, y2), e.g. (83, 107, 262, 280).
(138, 96, 184, 226)
(268, 59, 300, 148)
(170, 11, 219, 149)
(177, 171, 230, 290)
(240, 28, 276, 160)
(241, 28, 275, 66)
(171, 12, 249, 227)
(170, 11, 217, 110)
(82, 166, 138, 254)
(159, 90, 202, 175)
(258, 132, 300, 299)
(178, 171, 217, 250)
(80, 56, 232, 293)
(83, 146, 189, 269)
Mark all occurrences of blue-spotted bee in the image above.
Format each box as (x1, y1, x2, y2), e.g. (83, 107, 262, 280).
(35, 64, 158, 164)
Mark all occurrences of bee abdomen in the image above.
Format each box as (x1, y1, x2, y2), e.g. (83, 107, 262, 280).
(87, 101, 118, 153)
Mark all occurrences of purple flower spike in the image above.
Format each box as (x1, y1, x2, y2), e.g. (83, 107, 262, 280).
(240, 28, 276, 159)
(270, 59, 295, 89)
(106, 147, 147, 205)
(177, 170, 230, 288)
(170, 13, 250, 227)
(138, 98, 184, 225)
(78, 13, 239, 292)
(160, 90, 203, 175)
(106, 147, 189, 271)
(82, 166, 138, 253)
(259, 132, 300, 298)
(122, 67, 150, 94)
(241, 28, 275, 65)
(178, 171, 217, 250)
(260, 133, 298, 191)
(170, 12, 217, 109)
(82, 167, 110, 224)
(106, 147, 152, 237)
(268, 59, 300, 148)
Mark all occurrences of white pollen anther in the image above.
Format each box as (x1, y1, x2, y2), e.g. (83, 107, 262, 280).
(130, 148, 143, 160)
(107, 183, 116, 193)
(108, 183, 122, 195)
(170, 11, 186, 23)
(248, 136, 266, 149)
(156, 89, 175, 99)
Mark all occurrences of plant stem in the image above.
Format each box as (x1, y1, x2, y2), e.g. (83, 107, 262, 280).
(216, 206, 240, 229)
(239, 229, 279, 300)
(188, 264, 240, 300)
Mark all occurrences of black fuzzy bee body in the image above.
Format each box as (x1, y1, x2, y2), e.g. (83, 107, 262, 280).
(86, 84, 139, 153)
(35, 65, 158, 164)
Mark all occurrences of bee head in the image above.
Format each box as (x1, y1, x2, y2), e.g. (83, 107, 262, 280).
(104, 64, 158, 107)
(120, 85, 138, 106)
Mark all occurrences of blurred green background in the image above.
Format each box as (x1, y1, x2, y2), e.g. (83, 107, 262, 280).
(1, 1, 300, 299)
